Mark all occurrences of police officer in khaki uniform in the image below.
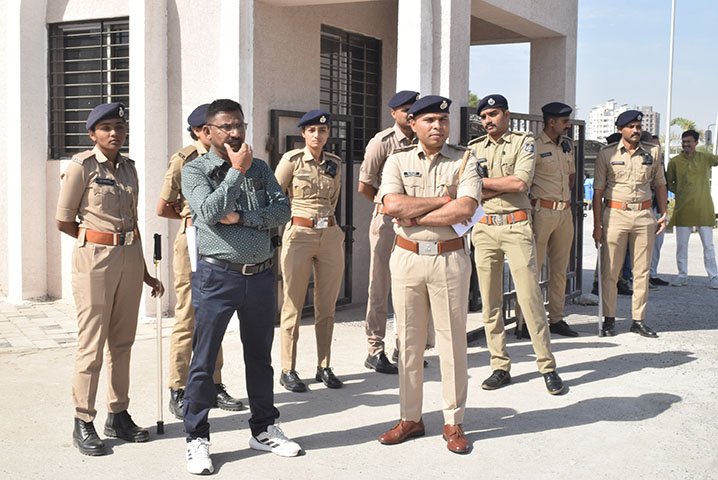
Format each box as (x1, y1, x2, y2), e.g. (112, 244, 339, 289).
(56, 103, 164, 456)
(531, 102, 579, 337)
(469, 94, 565, 395)
(156, 103, 243, 419)
(593, 110, 667, 337)
(275, 110, 345, 392)
(358, 90, 419, 374)
(377, 95, 480, 454)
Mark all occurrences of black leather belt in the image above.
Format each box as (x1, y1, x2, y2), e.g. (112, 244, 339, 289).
(200, 256, 273, 275)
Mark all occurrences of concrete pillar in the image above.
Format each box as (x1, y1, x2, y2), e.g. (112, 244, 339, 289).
(129, 0, 170, 317)
(395, 0, 470, 143)
(529, 35, 577, 115)
(3, 0, 48, 300)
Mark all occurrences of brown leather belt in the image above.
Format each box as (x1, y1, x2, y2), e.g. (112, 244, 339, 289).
(291, 216, 336, 228)
(83, 228, 139, 246)
(531, 198, 571, 210)
(478, 210, 529, 226)
(200, 255, 272, 276)
(395, 236, 465, 255)
(606, 200, 652, 211)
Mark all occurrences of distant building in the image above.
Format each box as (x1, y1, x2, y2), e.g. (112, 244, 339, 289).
(587, 100, 659, 141)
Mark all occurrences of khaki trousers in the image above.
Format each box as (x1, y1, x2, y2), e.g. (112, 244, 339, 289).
(280, 224, 345, 371)
(168, 229, 222, 390)
(390, 245, 469, 425)
(472, 220, 556, 374)
(71, 241, 144, 422)
(601, 208, 656, 320)
(532, 207, 574, 323)
(365, 212, 395, 355)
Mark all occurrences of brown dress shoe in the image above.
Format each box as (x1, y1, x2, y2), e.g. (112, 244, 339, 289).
(442, 424, 471, 454)
(378, 419, 425, 445)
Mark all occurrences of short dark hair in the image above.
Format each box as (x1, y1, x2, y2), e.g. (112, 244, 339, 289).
(206, 99, 244, 122)
(682, 129, 699, 141)
(189, 129, 199, 141)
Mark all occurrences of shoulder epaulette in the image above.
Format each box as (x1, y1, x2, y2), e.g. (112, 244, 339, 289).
(513, 130, 534, 139)
(378, 127, 396, 141)
(467, 134, 487, 146)
(176, 144, 199, 161)
(71, 150, 95, 165)
(391, 144, 416, 154)
(284, 148, 304, 162)
(601, 142, 619, 151)
(446, 143, 468, 151)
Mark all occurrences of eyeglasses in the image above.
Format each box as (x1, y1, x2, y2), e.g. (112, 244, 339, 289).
(207, 122, 248, 133)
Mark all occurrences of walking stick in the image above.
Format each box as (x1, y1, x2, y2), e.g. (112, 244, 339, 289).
(153, 233, 165, 435)
(597, 242, 603, 336)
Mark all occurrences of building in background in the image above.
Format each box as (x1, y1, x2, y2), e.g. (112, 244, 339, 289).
(587, 100, 660, 141)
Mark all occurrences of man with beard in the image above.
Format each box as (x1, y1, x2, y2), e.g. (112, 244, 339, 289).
(468, 94, 565, 395)
(181, 99, 300, 475)
(593, 110, 668, 337)
(530, 102, 579, 337)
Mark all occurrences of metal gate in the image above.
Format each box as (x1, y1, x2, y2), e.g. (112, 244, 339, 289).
(269, 109, 355, 316)
(459, 107, 585, 327)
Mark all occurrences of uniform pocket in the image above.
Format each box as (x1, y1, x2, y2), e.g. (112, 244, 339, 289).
(501, 162, 515, 176)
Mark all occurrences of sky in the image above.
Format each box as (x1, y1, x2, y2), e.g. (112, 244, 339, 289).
(469, 0, 718, 135)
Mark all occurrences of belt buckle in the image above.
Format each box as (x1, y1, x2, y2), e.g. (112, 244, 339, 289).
(241, 263, 256, 275)
(493, 215, 504, 226)
(315, 216, 330, 229)
(417, 241, 439, 255)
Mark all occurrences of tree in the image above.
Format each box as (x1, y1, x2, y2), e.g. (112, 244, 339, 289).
(670, 117, 696, 132)
(468, 91, 479, 109)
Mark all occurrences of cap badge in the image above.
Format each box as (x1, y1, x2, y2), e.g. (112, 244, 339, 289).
(319, 115, 326, 123)
(488, 98, 495, 106)
(118, 106, 125, 117)
(415, 94, 420, 100)
(440, 100, 448, 110)
(637, 114, 642, 121)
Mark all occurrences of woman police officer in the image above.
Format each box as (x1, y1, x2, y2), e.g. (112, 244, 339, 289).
(56, 102, 164, 456)
(274, 110, 345, 392)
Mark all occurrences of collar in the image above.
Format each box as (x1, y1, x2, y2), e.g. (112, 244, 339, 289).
(301, 146, 326, 164)
(205, 149, 230, 167)
(195, 140, 209, 155)
(539, 131, 558, 145)
(618, 140, 648, 154)
(418, 142, 452, 160)
(486, 131, 512, 146)
(392, 123, 413, 144)
(92, 145, 126, 165)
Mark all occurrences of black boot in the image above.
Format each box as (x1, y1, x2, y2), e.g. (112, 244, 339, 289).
(104, 410, 149, 443)
(73, 418, 106, 456)
(214, 383, 245, 411)
(600, 317, 616, 337)
(169, 388, 184, 419)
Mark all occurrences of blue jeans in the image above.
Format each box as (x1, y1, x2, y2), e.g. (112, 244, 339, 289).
(183, 259, 279, 440)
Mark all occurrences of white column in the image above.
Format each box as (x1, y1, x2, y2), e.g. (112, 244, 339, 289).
(529, 35, 577, 114)
(3, 0, 48, 301)
(130, 0, 169, 317)
(396, 0, 470, 143)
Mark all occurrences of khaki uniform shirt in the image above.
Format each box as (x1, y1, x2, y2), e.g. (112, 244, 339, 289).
(378, 142, 481, 242)
(359, 124, 413, 202)
(56, 145, 138, 233)
(159, 140, 208, 219)
(274, 146, 342, 219)
(531, 131, 575, 202)
(468, 131, 535, 214)
(594, 141, 666, 203)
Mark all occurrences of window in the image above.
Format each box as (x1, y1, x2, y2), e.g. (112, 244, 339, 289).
(320, 25, 381, 163)
(48, 19, 129, 158)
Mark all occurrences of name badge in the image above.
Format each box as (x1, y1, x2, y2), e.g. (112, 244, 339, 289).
(540, 152, 553, 158)
(95, 178, 115, 186)
(610, 161, 625, 166)
(403, 171, 422, 178)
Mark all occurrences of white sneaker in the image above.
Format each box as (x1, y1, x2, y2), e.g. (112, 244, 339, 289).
(186, 437, 214, 475)
(709, 277, 718, 290)
(671, 277, 688, 287)
(249, 424, 301, 457)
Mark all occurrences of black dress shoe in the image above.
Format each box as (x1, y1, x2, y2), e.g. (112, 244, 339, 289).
(630, 321, 658, 338)
(73, 418, 106, 456)
(280, 370, 307, 392)
(316, 367, 343, 389)
(549, 320, 579, 337)
(543, 371, 565, 395)
(481, 369, 511, 390)
(617, 280, 633, 296)
(214, 383, 244, 411)
(104, 410, 149, 443)
(600, 317, 616, 337)
(365, 352, 398, 374)
(649, 277, 669, 286)
(169, 388, 184, 419)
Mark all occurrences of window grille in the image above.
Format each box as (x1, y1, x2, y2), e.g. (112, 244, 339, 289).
(48, 19, 129, 158)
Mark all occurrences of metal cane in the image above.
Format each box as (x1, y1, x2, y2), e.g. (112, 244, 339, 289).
(597, 242, 603, 336)
(153, 233, 165, 434)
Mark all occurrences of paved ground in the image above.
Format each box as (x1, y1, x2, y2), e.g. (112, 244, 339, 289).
(1, 222, 717, 479)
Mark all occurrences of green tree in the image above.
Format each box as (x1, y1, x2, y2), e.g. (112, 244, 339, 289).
(468, 91, 479, 109)
(670, 117, 696, 131)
